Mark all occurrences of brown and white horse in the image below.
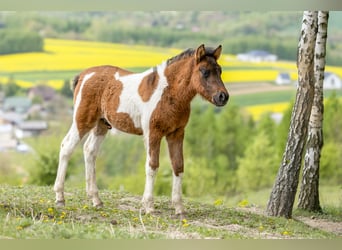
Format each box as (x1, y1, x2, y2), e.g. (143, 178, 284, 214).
(54, 44, 229, 216)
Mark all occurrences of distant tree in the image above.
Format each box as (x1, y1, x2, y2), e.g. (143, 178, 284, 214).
(298, 11, 329, 212)
(320, 93, 342, 185)
(0, 29, 43, 54)
(60, 79, 73, 98)
(266, 11, 318, 218)
(237, 130, 278, 192)
(3, 77, 22, 96)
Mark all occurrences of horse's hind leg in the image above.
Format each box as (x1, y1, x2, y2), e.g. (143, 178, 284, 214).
(54, 123, 81, 206)
(83, 123, 107, 207)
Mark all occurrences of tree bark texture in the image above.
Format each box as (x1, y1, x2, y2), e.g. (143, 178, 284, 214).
(266, 11, 318, 218)
(298, 11, 329, 212)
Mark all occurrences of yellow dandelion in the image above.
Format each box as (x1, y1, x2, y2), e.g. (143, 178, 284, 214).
(100, 211, 108, 217)
(60, 212, 66, 219)
(83, 205, 89, 210)
(47, 207, 54, 214)
(182, 219, 189, 227)
(16, 226, 23, 230)
(282, 231, 291, 236)
(214, 199, 223, 206)
(238, 199, 249, 208)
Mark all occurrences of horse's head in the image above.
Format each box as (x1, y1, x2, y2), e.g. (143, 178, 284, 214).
(192, 44, 229, 107)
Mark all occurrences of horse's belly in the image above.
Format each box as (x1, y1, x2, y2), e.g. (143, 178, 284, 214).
(109, 112, 143, 135)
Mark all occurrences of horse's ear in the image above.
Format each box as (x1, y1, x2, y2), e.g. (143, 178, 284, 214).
(213, 45, 222, 60)
(195, 44, 206, 64)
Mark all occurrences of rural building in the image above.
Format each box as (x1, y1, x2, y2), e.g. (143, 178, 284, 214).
(0, 95, 48, 152)
(28, 85, 56, 102)
(2, 96, 32, 114)
(324, 72, 342, 89)
(15, 120, 48, 138)
(237, 50, 277, 62)
(275, 72, 291, 85)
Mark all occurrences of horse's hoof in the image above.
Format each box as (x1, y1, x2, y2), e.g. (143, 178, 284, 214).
(94, 201, 104, 208)
(55, 200, 65, 207)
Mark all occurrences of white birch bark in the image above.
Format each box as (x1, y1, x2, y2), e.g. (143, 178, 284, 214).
(298, 11, 329, 212)
(266, 11, 318, 218)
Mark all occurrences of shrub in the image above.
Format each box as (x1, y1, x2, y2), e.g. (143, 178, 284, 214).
(0, 29, 43, 54)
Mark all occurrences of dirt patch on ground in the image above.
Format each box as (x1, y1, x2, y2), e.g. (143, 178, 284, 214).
(297, 216, 342, 236)
(229, 82, 294, 96)
(237, 206, 342, 237)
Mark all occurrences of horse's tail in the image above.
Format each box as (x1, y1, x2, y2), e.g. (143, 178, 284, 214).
(71, 74, 80, 92)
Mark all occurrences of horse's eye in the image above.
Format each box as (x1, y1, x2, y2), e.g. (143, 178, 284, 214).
(200, 68, 210, 78)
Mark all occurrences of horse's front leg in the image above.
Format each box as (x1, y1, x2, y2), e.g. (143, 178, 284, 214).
(142, 133, 161, 214)
(166, 128, 186, 216)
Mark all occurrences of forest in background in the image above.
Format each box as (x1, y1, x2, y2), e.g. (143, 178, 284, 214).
(0, 11, 342, 65)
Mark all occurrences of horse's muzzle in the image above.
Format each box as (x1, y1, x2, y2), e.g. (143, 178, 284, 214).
(213, 91, 229, 106)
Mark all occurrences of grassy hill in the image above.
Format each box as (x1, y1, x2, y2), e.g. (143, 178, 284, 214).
(0, 185, 340, 239)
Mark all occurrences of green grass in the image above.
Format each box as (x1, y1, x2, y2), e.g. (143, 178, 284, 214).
(0, 185, 340, 239)
(231, 89, 342, 107)
(0, 71, 79, 82)
(231, 90, 296, 106)
(0, 67, 152, 86)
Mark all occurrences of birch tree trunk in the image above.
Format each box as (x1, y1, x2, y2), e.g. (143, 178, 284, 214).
(298, 11, 329, 212)
(266, 11, 318, 218)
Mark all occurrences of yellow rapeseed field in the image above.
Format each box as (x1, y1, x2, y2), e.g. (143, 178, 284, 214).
(245, 102, 291, 120)
(1, 38, 342, 88)
(0, 39, 180, 73)
(1, 38, 342, 120)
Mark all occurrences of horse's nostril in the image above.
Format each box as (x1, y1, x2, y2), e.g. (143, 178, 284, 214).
(214, 91, 228, 106)
(219, 92, 228, 103)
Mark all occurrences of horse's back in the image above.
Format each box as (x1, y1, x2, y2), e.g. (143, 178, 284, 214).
(73, 65, 132, 99)
(72, 65, 133, 137)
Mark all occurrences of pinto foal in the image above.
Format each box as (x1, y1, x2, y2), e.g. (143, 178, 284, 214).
(54, 44, 229, 216)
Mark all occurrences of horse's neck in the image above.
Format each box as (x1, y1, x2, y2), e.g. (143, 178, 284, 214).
(163, 60, 197, 104)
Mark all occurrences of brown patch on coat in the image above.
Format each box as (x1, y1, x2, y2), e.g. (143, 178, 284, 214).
(146, 58, 196, 174)
(73, 65, 142, 138)
(138, 70, 159, 102)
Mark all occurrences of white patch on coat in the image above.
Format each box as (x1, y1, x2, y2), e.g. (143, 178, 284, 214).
(172, 172, 183, 212)
(73, 72, 95, 121)
(114, 62, 168, 133)
(142, 152, 158, 208)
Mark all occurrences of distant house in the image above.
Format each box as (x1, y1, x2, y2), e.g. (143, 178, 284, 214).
(0, 91, 5, 106)
(0, 111, 26, 125)
(28, 85, 56, 102)
(15, 120, 48, 138)
(0, 128, 17, 151)
(237, 50, 277, 62)
(3, 97, 32, 114)
(275, 73, 291, 85)
(324, 72, 342, 89)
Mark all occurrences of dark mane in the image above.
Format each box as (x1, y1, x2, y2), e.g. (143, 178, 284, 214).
(166, 48, 195, 65)
(166, 46, 219, 66)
